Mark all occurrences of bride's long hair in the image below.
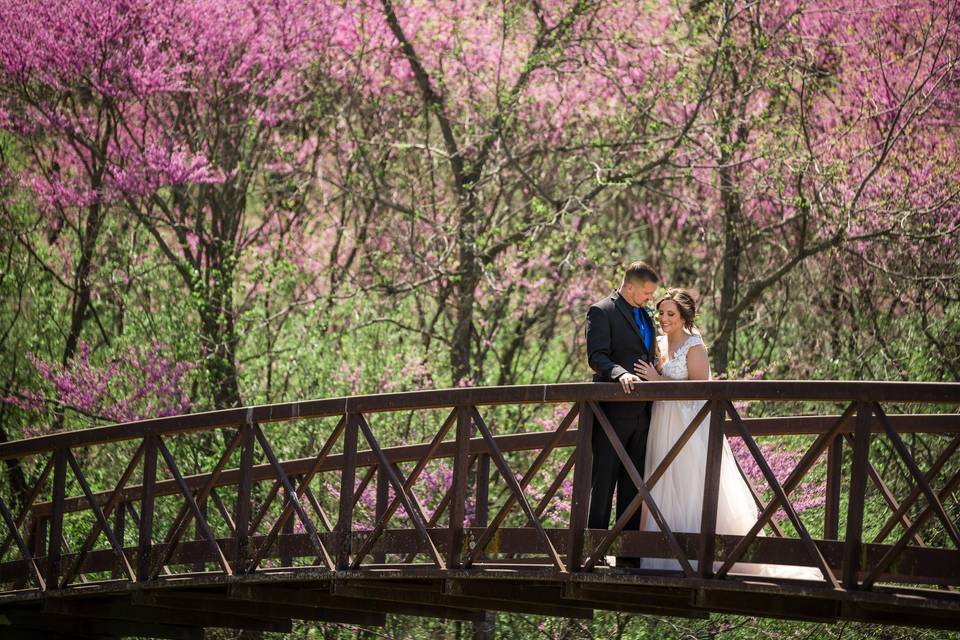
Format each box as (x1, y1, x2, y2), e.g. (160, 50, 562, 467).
(656, 288, 702, 337)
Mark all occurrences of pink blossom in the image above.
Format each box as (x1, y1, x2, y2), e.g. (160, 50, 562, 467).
(4, 340, 194, 434)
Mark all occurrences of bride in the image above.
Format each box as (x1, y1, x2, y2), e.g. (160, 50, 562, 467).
(633, 288, 821, 579)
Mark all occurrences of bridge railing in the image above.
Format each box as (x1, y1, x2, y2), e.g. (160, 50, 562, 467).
(0, 381, 957, 603)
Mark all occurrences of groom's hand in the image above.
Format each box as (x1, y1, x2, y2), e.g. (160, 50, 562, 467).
(617, 372, 642, 393)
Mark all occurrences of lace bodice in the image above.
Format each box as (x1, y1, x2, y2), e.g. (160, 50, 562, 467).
(658, 334, 705, 381)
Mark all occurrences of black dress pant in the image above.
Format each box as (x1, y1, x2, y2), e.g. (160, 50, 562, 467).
(587, 404, 650, 530)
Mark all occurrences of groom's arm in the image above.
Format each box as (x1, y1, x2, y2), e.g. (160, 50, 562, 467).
(586, 305, 628, 381)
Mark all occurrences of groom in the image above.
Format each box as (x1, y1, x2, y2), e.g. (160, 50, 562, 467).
(585, 260, 660, 536)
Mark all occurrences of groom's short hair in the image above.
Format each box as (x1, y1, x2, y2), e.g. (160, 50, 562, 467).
(624, 261, 660, 284)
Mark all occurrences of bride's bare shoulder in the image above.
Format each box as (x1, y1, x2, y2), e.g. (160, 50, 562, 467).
(685, 340, 710, 379)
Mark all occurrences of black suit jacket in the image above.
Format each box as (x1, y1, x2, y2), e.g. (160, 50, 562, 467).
(585, 290, 657, 419)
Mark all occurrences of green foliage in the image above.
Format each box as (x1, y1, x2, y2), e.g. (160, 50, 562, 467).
(1, 1, 957, 637)
(277, 611, 960, 639)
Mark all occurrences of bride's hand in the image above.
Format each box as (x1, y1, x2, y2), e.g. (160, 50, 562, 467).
(635, 360, 662, 381)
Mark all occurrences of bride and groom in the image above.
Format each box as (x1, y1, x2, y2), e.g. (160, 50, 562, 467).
(585, 261, 819, 577)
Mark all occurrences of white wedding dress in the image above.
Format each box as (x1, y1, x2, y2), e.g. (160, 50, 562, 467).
(639, 335, 822, 580)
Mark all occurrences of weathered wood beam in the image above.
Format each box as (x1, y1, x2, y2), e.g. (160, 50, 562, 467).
(136, 589, 384, 626)
(0, 610, 202, 640)
(45, 596, 292, 633)
(228, 584, 480, 622)
(334, 582, 593, 620)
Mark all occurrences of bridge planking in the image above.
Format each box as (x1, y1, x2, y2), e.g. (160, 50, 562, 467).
(0, 381, 959, 637)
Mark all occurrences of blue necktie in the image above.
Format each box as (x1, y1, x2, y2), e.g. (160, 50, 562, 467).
(633, 306, 652, 352)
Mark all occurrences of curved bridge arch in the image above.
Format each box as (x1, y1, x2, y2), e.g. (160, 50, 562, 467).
(0, 381, 958, 638)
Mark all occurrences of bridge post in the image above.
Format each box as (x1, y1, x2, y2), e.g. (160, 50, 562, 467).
(235, 424, 254, 572)
(474, 454, 490, 528)
(112, 503, 125, 579)
(824, 435, 843, 540)
(842, 402, 873, 589)
(28, 515, 46, 574)
(45, 448, 66, 589)
(337, 413, 359, 569)
(137, 435, 158, 581)
(567, 402, 593, 571)
(194, 496, 208, 572)
(280, 485, 295, 568)
(698, 401, 724, 578)
(448, 406, 472, 568)
(374, 465, 388, 564)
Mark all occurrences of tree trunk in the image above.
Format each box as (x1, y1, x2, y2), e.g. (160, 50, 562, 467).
(451, 193, 479, 384)
(197, 263, 243, 410)
(712, 60, 744, 376)
(51, 197, 105, 432)
(714, 155, 741, 376)
(471, 611, 497, 640)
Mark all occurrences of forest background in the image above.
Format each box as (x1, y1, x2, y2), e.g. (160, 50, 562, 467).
(0, 0, 958, 638)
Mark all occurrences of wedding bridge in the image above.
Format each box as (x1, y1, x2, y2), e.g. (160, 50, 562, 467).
(0, 381, 958, 639)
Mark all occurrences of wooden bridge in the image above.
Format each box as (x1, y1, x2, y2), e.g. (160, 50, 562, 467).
(0, 381, 958, 639)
